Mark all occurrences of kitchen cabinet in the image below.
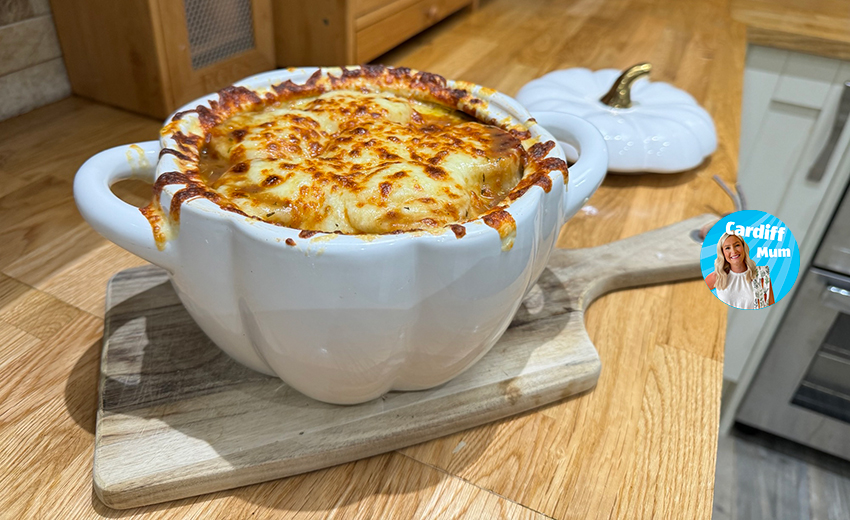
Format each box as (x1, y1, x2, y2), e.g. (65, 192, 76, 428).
(272, 0, 477, 67)
(723, 45, 850, 394)
(51, 0, 276, 119)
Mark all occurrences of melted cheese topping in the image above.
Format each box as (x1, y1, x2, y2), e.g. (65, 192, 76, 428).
(199, 90, 524, 234)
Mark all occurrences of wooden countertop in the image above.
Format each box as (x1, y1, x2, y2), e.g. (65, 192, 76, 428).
(733, 0, 850, 59)
(0, 0, 741, 517)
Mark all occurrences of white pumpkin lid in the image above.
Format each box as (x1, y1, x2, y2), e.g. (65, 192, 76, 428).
(515, 64, 717, 174)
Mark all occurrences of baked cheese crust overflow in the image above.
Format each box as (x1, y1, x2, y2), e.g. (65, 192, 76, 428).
(143, 66, 567, 247)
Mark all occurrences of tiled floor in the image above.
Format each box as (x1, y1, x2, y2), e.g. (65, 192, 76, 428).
(713, 424, 850, 520)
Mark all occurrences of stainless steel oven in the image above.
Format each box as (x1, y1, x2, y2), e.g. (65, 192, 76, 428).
(737, 186, 850, 459)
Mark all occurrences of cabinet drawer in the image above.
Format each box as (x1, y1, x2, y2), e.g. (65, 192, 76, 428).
(355, 0, 470, 62)
(354, 0, 398, 18)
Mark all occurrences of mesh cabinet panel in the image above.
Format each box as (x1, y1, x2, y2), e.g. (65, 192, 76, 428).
(184, 0, 256, 70)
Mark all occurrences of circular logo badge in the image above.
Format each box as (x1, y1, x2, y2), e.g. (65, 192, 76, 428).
(700, 210, 800, 309)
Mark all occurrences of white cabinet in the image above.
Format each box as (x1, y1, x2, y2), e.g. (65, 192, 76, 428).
(724, 45, 850, 384)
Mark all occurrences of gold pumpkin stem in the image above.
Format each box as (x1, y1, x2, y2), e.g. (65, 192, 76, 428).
(600, 62, 652, 109)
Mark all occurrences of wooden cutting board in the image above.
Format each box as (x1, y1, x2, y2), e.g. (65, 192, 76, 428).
(94, 214, 715, 509)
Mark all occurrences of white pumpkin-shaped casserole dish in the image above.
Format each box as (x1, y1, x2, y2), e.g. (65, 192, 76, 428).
(516, 64, 717, 173)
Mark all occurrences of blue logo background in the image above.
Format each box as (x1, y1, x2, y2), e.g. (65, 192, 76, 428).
(700, 210, 800, 306)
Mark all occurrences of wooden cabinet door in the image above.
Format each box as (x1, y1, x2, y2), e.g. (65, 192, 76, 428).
(354, 0, 471, 63)
(155, 0, 276, 114)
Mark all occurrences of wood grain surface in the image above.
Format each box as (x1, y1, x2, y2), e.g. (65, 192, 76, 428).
(50, 0, 171, 117)
(733, 0, 850, 60)
(93, 215, 713, 509)
(0, 0, 741, 517)
(52, 0, 277, 118)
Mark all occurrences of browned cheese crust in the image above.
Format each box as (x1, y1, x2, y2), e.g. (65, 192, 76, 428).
(145, 66, 568, 244)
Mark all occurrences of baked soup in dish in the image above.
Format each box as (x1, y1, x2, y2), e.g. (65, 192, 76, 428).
(73, 65, 611, 405)
(144, 65, 567, 249)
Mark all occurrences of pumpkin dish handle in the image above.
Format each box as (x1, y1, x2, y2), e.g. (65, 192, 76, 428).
(600, 62, 652, 109)
(531, 111, 608, 220)
(74, 141, 177, 272)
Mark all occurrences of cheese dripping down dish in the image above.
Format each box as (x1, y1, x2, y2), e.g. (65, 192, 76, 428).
(144, 66, 567, 248)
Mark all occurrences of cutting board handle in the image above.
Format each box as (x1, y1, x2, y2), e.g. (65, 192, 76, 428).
(548, 214, 718, 309)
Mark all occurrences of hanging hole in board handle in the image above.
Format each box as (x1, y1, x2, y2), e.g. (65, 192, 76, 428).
(689, 175, 746, 243)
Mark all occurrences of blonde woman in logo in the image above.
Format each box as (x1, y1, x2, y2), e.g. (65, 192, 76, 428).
(705, 233, 774, 309)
